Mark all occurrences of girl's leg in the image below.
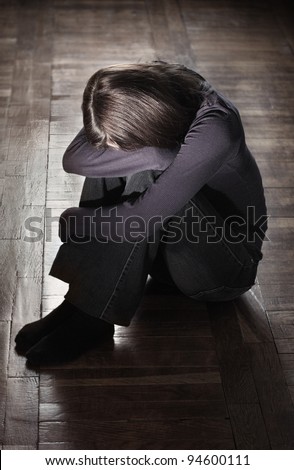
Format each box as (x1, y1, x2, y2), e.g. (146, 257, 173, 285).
(52, 237, 155, 327)
(153, 190, 262, 301)
(15, 176, 158, 365)
(49, 175, 159, 326)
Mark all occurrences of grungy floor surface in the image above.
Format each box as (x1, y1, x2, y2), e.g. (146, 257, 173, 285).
(0, 0, 294, 450)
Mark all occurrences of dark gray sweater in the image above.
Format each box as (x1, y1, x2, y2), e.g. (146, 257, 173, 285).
(60, 91, 268, 253)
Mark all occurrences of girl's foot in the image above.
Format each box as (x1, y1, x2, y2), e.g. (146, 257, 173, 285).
(15, 300, 74, 354)
(25, 306, 114, 366)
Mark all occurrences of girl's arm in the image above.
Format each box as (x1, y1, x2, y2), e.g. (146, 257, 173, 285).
(59, 106, 242, 242)
(63, 128, 178, 177)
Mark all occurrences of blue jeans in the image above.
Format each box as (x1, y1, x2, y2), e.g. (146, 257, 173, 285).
(50, 175, 262, 326)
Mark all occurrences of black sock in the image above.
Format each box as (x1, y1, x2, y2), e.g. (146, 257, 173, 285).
(25, 305, 114, 366)
(15, 300, 74, 354)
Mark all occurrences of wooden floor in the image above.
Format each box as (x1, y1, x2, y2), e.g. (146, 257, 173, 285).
(0, 0, 294, 450)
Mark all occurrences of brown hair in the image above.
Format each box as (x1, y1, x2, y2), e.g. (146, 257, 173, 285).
(82, 61, 214, 150)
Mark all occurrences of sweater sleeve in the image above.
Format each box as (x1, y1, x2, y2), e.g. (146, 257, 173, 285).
(59, 107, 242, 242)
(63, 128, 178, 177)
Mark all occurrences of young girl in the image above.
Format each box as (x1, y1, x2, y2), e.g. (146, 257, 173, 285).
(15, 62, 267, 365)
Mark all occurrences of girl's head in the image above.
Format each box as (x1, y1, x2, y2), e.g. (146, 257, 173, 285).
(82, 61, 213, 150)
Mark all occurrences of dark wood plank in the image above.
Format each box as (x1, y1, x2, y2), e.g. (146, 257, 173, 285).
(7, 123, 49, 159)
(283, 371, 294, 386)
(163, 0, 196, 67)
(136, 299, 209, 315)
(257, 259, 294, 284)
(279, 353, 294, 372)
(8, 100, 50, 125)
(268, 311, 294, 339)
(40, 382, 224, 403)
(12, 277, 42, 324)
(94, 335, 216, 351)
(115, 321, 213, 337)
(0, 241, 19, 320)
(18, 206, 44, 278)
(272, 0, 294, 51)
(258, 160, 294, 188)
(279, 354, 294, 388)
(263, 217, 294, 245)
(290, 387, 294, 406)
(5, 160, 27, 177)
(258, 218, 294, 284)
(249, 342, 294, 449)
(0, 176, 26, 239)
(39, 366, 221, 385)
(0, 321, 10, 445)
(39, 418, 234, 450)
(228, 404, 270, 450)
(146, 0, 173, 60)
(242, 116, 294, 141)
(0, 177, 5, 203)
(275, 340, 294, 354)
(40, 399, 228, 422)
(249, 138, 294, 162)
(36, 346, 218, 369)
(261, 284, 294, 311)
(234, 285, 273, 343)
(3, 377, 39, 448)
(264, 188, 294, 217)
(208, 301, 259, 404)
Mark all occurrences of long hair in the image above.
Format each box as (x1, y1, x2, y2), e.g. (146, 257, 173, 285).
(82, 61, 214, 150)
